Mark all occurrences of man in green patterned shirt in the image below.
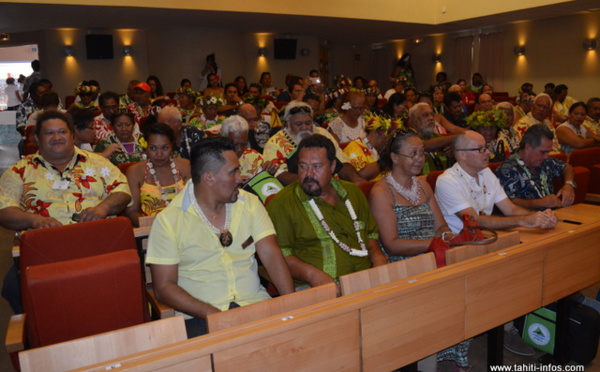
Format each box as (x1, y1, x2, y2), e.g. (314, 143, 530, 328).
(266, 134, 386, 291)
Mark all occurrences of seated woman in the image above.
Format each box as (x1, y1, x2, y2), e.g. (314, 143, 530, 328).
(432, 86, 445, 115)
(343, 114, 392, 181)
(68, 107, 96, 151)
(382, 92, 409, 125)
(71, 81, 99, 110)
(190, 94, 226, 131)
(404, 88, 419, 108)
(94, 112, 144, 165)
(496, 101, 519, 153)
(176, 87, 201, 123)
(202, 73, 224, 97)
(327, 91, 367, 143)
(465, 109, 511, 163)
(369, 129, 470, 372)
(147, 75, 167, 101)
(556, 102, 600, 154)
(364, 87, 382, 115)
(124, 123, 191, 227)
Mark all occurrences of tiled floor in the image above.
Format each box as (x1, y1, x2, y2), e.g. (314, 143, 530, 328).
(0, 225, 598, 372)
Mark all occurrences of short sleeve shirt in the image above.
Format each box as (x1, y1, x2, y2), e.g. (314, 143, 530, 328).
(0, 148, 131, 226)
(146, 184, 273, 317)
(495, 154, 565, 201)
(435, 163, 508, 233)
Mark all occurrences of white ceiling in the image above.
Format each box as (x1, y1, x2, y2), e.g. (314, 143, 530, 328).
(0, 1, 599, 44)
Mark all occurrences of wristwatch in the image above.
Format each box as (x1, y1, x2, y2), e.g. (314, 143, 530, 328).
(565, 181, 577, 188)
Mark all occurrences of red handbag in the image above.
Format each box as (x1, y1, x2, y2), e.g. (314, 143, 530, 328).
(428, 213, 498, 268)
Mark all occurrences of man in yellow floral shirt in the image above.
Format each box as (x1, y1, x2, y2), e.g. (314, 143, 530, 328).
(0, 110, 132, 231)
(263, 101, 365, 186)
(1, 110, 132, 313)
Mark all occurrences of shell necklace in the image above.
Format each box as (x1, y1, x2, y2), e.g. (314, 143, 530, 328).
(307, 198, 368, 257)
(385, 173, 421, 205)
(187, 185, 233, 247)
(146, 158, 180, 205)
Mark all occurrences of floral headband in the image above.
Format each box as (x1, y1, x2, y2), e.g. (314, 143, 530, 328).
(364, 87, 380, 96)
(243, 95, 268, 110)
(74, 83, 99, 95)
(198, 94, 226, 108)
(364, 113, 394, 134)
(176, 87, 198, 98)
(465, 109, 507, 130)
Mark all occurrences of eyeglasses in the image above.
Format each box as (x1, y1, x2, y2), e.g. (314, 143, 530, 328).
(456, 147, 489, 153)
(288, 106, 312, 115)
(397, 151, 425, 160)
(80, 92, 94, 97)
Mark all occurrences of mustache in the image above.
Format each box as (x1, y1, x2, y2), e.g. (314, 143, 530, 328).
(302, 177, 320, 186)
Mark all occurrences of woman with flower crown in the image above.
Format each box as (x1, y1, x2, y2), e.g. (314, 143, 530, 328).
(466, 109, 511, 163)
(124, 122, 190, 227)
(369, 128, 471, 372)
(342, 113, 393, 181)
(327, 90, 367, 144)
(176, 87, 201, 123)
(190, 94, 226, 131)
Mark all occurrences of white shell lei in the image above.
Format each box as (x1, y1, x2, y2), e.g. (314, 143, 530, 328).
(308, 198, 368, 257)
(147, 158, 180, 206)
(187, 185, 232, 236)
(385, 173, 421, 205)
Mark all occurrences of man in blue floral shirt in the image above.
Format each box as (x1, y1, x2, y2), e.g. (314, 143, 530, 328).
(495, 124, 575, 210)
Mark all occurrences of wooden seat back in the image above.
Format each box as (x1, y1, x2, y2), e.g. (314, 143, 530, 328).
(445, 230, 520, 265)
(207, 282, 337, 333)
(339, 252, 436, 295)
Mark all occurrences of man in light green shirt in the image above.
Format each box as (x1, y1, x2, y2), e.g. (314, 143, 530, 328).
(146, 137, 293, 338)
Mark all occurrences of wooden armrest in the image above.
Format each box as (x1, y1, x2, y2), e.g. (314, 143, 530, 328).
(146, 289, 175, 319)
(5, 314, 26, 353)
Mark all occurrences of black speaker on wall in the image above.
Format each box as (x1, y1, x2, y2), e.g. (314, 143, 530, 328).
(274, 39, 297, 60)
(85, 34, 113, 59)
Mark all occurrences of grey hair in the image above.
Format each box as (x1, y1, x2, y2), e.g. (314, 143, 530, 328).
(220, 115, 249, 137)
(408, 102, 430, 123)
(533, 93, 551, 104)
(158, 105, 182, 123)
(284, 101, 313, 127)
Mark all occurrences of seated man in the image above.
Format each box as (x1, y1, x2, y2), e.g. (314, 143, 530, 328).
(435, 130, 559, 357)
(266, 134, 386, 291)
(496, 125, 576, 210)
(146, 137, 294, 338)
(443, 92, 468, 128)
(584, 97, 600, 135)
(263, 101, 365, 186)
(158, 106, 205, 160)
(238, 103, 275, 153)
(0, 110, 132, 313)
(220, 115, 279, 182)
(407, 102, 455, 175)
(435, 130, 557, 233)
(513, 93, 560, 154)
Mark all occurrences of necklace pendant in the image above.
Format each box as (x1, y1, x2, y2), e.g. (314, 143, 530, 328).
(219, 230, 233, 247)
(350, 249, 368, 257)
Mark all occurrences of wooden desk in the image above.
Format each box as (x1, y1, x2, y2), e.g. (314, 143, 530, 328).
(70, 204, 600, 372)
(514, 203, 600, 244)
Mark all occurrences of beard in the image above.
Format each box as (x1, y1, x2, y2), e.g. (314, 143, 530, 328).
(292, 129, 313, 144)
(301, 176, 322, 197)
